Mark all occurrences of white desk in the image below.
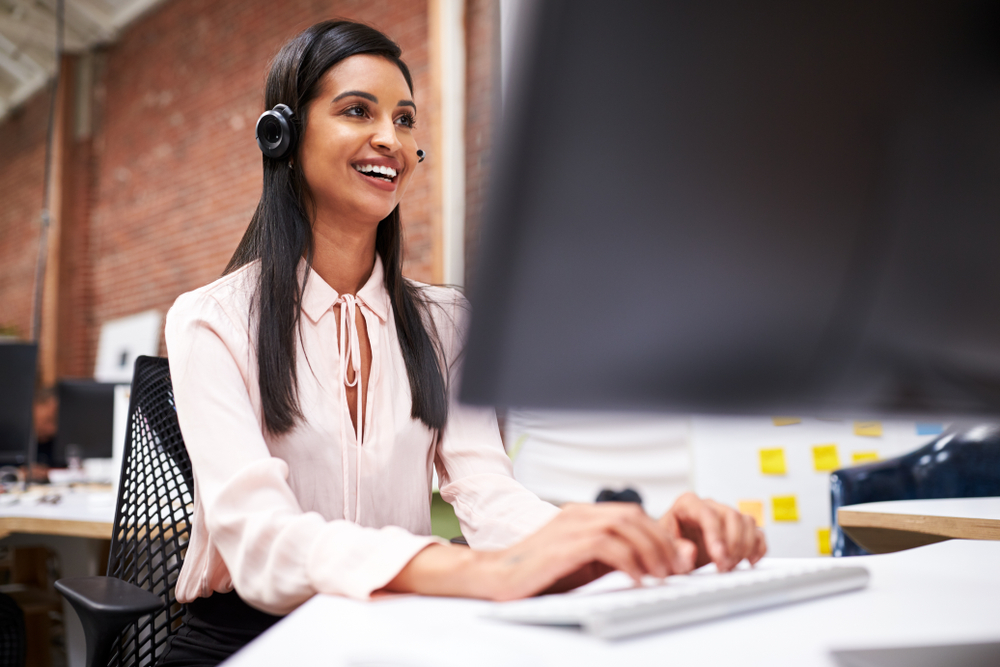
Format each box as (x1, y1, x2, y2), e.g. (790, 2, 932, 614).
(0, 485, 116, 667)
(838, 496, 1000, 554)
(225, 539, 1000, 667)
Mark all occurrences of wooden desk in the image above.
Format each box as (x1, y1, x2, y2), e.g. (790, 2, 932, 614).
(0, 485, 116, 667)
(838, 496, 1000, 554)
(0, 485, 115, 540)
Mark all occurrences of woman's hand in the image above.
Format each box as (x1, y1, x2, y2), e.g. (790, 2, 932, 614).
(659, 492, 767, 572)
(384, 502, 699, 601)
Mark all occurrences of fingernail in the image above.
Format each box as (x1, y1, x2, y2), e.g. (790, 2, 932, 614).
(681, 541, 696, 566)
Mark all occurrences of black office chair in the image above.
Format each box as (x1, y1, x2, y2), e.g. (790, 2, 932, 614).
(830, 424, 1000, 557)
(55, 356, 194, 667)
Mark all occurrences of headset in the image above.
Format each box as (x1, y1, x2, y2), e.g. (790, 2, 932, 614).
(255, 103, 426, 163)
(255, 104, 297, 160)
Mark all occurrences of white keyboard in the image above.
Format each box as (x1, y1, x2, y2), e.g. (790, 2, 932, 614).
(487, 562, 869, 639)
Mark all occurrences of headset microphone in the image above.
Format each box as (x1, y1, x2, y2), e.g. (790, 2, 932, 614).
(417, 149, 426, 163)
(255, 104, 297, 160)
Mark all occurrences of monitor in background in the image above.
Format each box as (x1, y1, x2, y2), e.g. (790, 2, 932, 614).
(0, 343, 38, 466)
(462, 1, 1000, 419)
(54, 380, 116, 466)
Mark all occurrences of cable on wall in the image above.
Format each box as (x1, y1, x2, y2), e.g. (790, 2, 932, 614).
(30, 0, 66, 343)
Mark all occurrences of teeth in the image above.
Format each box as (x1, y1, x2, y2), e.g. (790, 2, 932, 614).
(354, 164, 397, 179)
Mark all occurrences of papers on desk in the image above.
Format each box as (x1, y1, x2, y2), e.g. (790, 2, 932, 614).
(48, 458, 117, 486)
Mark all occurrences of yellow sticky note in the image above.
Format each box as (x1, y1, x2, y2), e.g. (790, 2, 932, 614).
(772, 417, 801, 426)
(817, 528, 832, 555)
(738, 500, 764, 527)
(759, 448, 787, 475)
(854, 421, 883, 437)
(812, 444, 841, 471)
(852, 451, 879, 464)
(772, 495, 799, 522)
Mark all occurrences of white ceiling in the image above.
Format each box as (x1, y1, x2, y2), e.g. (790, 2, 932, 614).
(0, 0, 166, 120)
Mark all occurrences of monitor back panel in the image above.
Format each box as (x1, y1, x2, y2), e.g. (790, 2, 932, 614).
(55, 380, 116, 463)
(462, 0, 1000, 418)
(0, 343, 38, 465)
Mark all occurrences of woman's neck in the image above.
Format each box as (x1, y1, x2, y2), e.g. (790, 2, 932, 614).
(309, 213, 378, 296)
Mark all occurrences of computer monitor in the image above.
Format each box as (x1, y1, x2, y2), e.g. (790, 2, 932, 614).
(461, 1, 1000, 418)
(0, 343, 38, 466)
(54, 380, 116, 465)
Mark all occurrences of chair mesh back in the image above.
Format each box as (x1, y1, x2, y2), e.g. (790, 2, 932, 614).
(107, 356, 194, 667)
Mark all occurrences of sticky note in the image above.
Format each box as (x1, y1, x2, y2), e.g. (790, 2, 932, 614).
(854, 421, 883, 437)
(772, 417, 801, 426)
(916, 423, 944, 436)
(772, 495, 799, 522)
(812, 444, 840, 471)
(738, 500, 764, 527)
(852, 451, 879, 464)
(817, 528, 831, 555)
(759, 448, 787, 475)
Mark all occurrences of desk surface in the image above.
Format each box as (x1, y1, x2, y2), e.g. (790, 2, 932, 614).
(225, 539, 1000, 667)
(838, 496, 1000, 554)
(0, 485, 116, 540)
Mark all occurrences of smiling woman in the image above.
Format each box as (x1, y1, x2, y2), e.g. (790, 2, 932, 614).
(159, 19, 765, 667)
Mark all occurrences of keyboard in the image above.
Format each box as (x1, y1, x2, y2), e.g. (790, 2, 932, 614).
(487, 561, 870, 639)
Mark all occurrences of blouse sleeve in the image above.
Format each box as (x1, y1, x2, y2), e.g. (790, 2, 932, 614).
(431, 292, 561, 550)
(166, 290, 440, 615)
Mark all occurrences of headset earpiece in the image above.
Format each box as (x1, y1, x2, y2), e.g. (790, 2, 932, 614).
(255, 104, 297, 160)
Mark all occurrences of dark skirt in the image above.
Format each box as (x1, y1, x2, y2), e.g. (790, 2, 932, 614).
(157, 591, 283, 666)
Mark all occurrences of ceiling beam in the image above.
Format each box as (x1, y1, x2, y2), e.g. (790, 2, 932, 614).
(0, 0, 168, 121)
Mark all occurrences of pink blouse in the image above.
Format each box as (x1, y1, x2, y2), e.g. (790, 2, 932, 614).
(164, 257, 559, 615)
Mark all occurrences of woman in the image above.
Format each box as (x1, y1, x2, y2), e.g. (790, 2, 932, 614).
(163, 20, 765, 665)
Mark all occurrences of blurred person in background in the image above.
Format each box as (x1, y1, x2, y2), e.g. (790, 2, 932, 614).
(162, 20, 765, 665)
(27, 386, 58, 482)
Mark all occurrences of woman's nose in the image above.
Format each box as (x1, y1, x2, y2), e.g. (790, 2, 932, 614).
(371, 116, 402, 152)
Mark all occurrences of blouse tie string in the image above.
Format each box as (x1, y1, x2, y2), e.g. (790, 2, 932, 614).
(337, 293, 364, 523)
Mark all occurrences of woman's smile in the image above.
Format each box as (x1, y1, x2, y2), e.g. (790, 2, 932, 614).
(351, 156, 403, 191)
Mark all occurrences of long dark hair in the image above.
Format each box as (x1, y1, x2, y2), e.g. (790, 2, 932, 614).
(225, 20, 448, 437)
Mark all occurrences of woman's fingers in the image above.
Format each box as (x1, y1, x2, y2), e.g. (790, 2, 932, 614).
(665, 493, 770, 571)
(487, 501, 711, 600)
(671, 493, 729, 566)
(584, 531, 646, 583)
(606, 512, 669, 578)
(750, 526, 768, 565)
(709, 500, 751, 571)
(549, 503, 698, 582)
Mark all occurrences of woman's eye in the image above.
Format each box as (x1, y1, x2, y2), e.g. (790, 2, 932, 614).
(396, 113, 416, 128)
(344, 105, 368, 118)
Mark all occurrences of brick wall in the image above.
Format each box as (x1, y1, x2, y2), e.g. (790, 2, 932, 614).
(463, 0, 498, 286)
(0, 91, 51, 342)
(0, 0, 482, 377)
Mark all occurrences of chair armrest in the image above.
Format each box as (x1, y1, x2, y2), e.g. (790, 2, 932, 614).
(55, 576, 164, 667)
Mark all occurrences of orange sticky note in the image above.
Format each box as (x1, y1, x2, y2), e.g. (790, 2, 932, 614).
(772, 495, 799, 522)
(738, 500, 764, 527)
(759, 448, 787, 475)
(854, 421, 883, 437)
(772, 417, 801, 426)
(812, 444, 840, 471)
(852, 451, 879, 464)
(817, 528, 832, 555)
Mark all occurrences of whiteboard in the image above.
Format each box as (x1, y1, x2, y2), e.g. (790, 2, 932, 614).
(94, 310, 162, 383)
